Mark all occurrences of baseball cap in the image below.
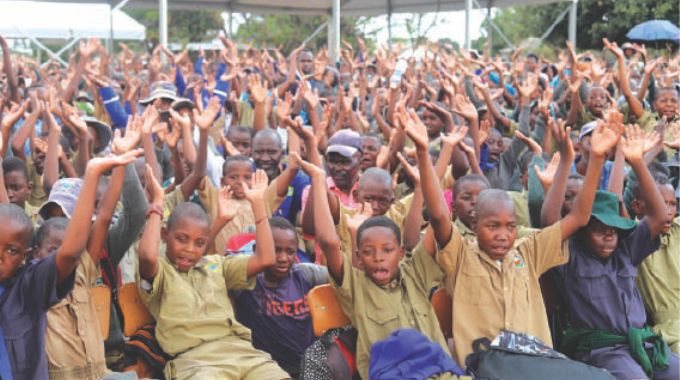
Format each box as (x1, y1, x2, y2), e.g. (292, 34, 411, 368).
(38, 178, 83, 220)
(82, 116, 113, 154)
(326, 129, 363, 158)
(579, 121, 598, 141)
(171, 97, 195, 111)
(621, 42, 634, 50)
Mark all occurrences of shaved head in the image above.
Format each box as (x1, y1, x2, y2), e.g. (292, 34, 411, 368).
(475, 189, 515, 220)
(359, 167, 392, 190)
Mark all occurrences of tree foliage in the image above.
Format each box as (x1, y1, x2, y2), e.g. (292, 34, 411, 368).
(127, 9, 224, 47)
(473, 0, 679, 53)
(234, 15, 368, 54)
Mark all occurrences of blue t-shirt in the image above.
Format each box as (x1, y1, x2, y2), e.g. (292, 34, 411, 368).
(0, 254, 75, 380)
(273, 171, 310, 225)
(231, 264, 327, 376)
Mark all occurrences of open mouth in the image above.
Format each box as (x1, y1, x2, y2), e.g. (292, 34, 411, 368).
(372, 268, 391, 283)
(175, 257, 193, 268)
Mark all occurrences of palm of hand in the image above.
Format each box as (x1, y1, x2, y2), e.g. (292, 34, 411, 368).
(591, 125, 619, 156)
(218, 194, 240, 222)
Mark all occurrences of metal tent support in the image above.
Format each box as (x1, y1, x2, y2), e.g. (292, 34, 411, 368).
(568, 0, 577, 48)
(328, 0, 340, 63)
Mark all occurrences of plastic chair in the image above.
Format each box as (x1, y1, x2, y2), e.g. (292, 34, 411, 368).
(118, 283, 155, 337)
(308, 284, 351, 337)
(431, 287, 453, 339)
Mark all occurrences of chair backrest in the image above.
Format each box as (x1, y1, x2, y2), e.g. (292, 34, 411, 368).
(431, 287, 453, 339)
(118, 283, 155, 337)
(308, 284, 351, 337)
(90, 285, 111, 340)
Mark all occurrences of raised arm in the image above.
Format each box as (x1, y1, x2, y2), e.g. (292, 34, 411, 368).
(56, 149, 141, 285)
(397, 153, 424, 251)
(603, 39, 644, 119)
(621, 124, 666, 238)
(559, 119, 622, 239)
(0, 34, 19, 103)
(243, 169, 277, 276)
(86, 165, 125, 260)
(540, 119, 574, 226)
(402, 107, 466, 247)
(138, 164, 164, 281)
(297, 152, 345, 283)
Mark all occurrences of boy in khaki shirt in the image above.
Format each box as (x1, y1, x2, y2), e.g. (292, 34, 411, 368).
(407, 108, 621, 366)
(137, 167, 289, 380)
(199, 155, 297, 254)
(296, 146, 462, 380)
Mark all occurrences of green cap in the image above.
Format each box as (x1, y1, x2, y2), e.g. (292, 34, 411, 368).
(591, 190, 637, 230)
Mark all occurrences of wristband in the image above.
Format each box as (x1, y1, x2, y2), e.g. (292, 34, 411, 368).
(146, 203, 164, 219)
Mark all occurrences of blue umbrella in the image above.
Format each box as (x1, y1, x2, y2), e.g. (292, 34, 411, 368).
(627, 20, 680, 42)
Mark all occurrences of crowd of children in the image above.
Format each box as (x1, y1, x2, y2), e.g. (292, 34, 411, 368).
(0, 30, 679, 379)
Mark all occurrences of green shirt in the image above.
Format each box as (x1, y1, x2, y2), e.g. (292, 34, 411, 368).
(636, 216, 680, 353)
(331, 241, 449, 380)
(137, 254, 255, 356)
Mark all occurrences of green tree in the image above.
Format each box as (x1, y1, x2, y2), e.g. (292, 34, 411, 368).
(473, 0, 678, 53)
(234, 14, 369, 54)
(127, 9, 224, 47)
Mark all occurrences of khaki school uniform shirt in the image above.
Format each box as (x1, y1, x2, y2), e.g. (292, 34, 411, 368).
(436, 221, 568, 365)
(27, 158, 47, 206)
(24, 201, 40, 226)
(45, 252, 107, 380)
(636, 216, 680, 353)
(335, 193, 414, 256)
(137, 254, 255, 356)
(331, 242, 449, 380)
(198, 177, 284, 255)
(507, 190, 531, 228)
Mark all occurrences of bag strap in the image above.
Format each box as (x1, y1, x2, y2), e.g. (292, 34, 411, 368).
(472, 337, 492, 353)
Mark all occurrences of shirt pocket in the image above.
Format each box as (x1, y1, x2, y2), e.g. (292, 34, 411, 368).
(459, 269, 494, 307)
(3, 320, 33, 374)
(576, 265, 609, 301)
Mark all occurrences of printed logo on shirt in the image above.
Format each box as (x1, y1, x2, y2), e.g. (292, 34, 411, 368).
(513, 254, 525, 269)
(265, 297, 310, 318)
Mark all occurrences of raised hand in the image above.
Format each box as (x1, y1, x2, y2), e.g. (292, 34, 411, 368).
(441, 124, 469, 149)
(397, 152, 420, 186)
(303, 87, 320, 109)
(602, 38, 624, 60)
(535, 152, 561, 189)
(451, 94, 477, 120)
(621, 124, 651, 163)
(590, 120, 623, 157)
(1, 100, 29, 131)
(112, 115, 141, 155)
(515, 130, 542, 155)
(87, 149, 143, 176)
(144, 163, 164, 205)
(291, 152, 324, 178)
(518, 74, 538, 101)
(276, 92, 294, 121)
(550, 118, 574, 159)
(248, 74, 267, 104)
(141, 103, 159, 136)
(243, 169, 269, 203)
(344, 202, 373, 234)
(664, 123, 680, 149)
(569, 71, 583, 94)
(398, 107, 429, 151)
(193, 96, 221, 131)
(217, 186, 240, 223)
(169, 107, 191, 132)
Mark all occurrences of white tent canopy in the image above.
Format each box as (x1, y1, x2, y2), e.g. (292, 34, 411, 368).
(0, 1, 145, 40)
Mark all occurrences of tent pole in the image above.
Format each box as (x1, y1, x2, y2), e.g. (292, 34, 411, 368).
(568, 0, 577, 49)
(109, 3, 114, 55)
(465, 0, 472, 49)
(486, 0, 492, 55)
(159, 0, 168, 51)
(387, 0, 392, 50)
(329, 0, 340, 63)
(228, 10, 233, 38)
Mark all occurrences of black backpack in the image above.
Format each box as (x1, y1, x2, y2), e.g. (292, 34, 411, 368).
(465, 337, 615, 380)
